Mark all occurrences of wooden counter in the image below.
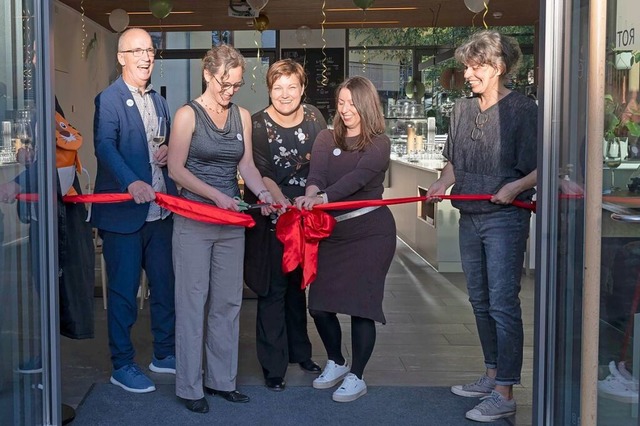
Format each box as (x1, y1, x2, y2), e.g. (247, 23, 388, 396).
(384, 157, 462, 272)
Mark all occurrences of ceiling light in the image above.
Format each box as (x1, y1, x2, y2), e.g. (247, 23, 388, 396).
(323, 21, 400, 25)
(325, 7, 418, 12)
(492, 11, 503, 19)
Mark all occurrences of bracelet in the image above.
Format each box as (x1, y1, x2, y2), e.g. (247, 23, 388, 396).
(258, 189, 270, 199)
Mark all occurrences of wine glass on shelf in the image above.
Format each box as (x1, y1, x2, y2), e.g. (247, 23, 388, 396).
(604, 138, 622, 194)
(14, 119, 34, 165)
(150, 117, 166, 164)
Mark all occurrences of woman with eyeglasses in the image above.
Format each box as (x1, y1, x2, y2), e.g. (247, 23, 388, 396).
(426, 30, 537, 423)
(167, 44, 274, 413)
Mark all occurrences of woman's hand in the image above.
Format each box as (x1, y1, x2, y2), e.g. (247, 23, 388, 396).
(491, 181, 520, 205)
(259, 191, 276, 216)
(295, 194, 323, 210)
(426, 180, 447, 202)
(212, 192, 242, 212)
(274, 197, 292, 215)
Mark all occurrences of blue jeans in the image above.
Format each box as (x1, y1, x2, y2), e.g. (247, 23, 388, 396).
(459, 208, 530, 386)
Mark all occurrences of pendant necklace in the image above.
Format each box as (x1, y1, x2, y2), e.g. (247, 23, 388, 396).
(200, 96, 226, 115)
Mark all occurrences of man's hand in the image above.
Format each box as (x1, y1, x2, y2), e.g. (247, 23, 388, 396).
(0, 181, 20, 203)
(127, 180, 156, 204)
(152, 145, 168, 166)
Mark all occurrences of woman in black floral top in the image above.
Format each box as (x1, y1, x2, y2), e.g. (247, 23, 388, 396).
(244, 59, 326, 391)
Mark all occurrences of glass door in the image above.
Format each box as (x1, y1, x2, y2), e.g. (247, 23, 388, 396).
(537, 0, 640, 424)
(0, 0, 59, 424)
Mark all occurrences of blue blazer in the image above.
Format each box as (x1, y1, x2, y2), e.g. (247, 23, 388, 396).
(92, 76, 178, 234)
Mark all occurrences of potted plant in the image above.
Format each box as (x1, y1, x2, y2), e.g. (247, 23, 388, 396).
(604, 94, 640, 161)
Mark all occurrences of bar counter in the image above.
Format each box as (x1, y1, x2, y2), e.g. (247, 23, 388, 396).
(384, 156, 462, 272)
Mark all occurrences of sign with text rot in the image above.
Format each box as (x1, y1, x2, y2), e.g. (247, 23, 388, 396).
(616, 0, 639, 50)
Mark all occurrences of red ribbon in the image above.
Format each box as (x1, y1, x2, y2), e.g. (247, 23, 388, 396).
(61, 192, 255, 228)
(312, 194, 537, 212)
(275, 208, 336, 289)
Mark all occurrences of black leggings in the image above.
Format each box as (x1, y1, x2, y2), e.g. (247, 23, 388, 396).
(309, 309, 376, 379)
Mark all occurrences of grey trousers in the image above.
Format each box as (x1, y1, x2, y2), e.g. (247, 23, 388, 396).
(173, 215, 245, 400)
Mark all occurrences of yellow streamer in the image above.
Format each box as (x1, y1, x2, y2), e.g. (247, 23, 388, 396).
(80, 0, 87, 59)
(252, 31, 261, 93)
(482, 1, 489, 29)
(361, 10, 368, 74)
(320, 0, 328, 87)
(472, 1, 490, 29)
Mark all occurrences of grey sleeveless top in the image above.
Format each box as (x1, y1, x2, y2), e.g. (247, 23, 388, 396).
(180, 101, 245, 205)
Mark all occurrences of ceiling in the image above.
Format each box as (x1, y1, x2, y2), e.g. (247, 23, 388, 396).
(57, 0, 540, 32)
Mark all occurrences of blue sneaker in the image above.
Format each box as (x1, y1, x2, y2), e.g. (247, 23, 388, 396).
(149, 355, 176, 374)
(110, 364, 156, 393)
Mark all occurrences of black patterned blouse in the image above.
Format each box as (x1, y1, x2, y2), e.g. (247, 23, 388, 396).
(251, 104, 327, 199)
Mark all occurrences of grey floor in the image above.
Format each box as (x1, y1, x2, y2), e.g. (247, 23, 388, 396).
(60, 239, 534, 425)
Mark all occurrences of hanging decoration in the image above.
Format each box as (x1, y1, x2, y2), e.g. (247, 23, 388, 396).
(464, 0, 490, 13)
(251, 14, 270, 92)
(108, 9, 130, 33)
(253, 13, 270, 32)
(295, 25, 312, 48)
(319, 0, 328, 87)
(80, 0, 87, 59)
(464, 0, 490, 28)
(149, 0, 173, 20)
(353, 0, 375, 10)
(296, 25, 312, 69)
(247, 0, 269, 12)
(405, 80, 426, 101)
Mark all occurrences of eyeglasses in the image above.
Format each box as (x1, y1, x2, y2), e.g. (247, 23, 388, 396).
(471, 111, 488, 141)
(211, 74, 245, 92)
(119, 48, 157, 58)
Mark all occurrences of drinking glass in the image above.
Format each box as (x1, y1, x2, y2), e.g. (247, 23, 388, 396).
(153, 117, 166, 147)
(150, 117, 166, 164)
(604, 138, 622, 193)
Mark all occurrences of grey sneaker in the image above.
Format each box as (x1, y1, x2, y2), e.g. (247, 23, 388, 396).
(465, 390, 516, 422)
(451, 374, 496, 397)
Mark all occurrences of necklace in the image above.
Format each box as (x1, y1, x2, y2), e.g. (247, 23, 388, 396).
(199, 96, 227, 115)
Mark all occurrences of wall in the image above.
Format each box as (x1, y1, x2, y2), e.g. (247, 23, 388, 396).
(53, 1, 117, 191)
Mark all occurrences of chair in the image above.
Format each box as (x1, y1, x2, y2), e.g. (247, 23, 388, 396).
(93, 229, 149, 310)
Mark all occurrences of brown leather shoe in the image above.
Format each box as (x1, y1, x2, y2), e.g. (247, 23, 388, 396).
(205, 388, 250, 403)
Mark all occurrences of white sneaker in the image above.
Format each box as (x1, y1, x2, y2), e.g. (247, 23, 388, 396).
(609, 361, 638, 390)
(313, 360, 350, 389)
(598, 374, 639, 404)
(332, 373, 367, 402)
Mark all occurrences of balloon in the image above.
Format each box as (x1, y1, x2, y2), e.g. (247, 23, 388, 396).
(253, 13, 269, 32)
(405, 80, 425, 100)
(295, 26, 312, 47)
(353, 0, 375, 10)
(247, 0, 269, 12)
(149, 0, 173, 20)
(108, 9, 129, 33)
(464, 0, 489, 14)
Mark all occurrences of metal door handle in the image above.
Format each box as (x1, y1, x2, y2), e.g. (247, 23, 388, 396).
(611, 213, 640, 223)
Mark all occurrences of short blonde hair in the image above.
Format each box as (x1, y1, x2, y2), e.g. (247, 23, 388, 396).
(202, 44, 246, 79)
(455, 30, 522, 76)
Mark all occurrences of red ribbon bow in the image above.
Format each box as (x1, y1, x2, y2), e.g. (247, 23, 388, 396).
(275, 208, 336, 289)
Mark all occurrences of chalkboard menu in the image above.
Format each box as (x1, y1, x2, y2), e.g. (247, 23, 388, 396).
(281, 48, 345, 123)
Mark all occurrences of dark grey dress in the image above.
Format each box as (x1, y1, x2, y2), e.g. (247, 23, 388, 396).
(306, 130, 396, 324)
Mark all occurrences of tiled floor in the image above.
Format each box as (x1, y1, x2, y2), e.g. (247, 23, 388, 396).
(60, 239, 534, 425)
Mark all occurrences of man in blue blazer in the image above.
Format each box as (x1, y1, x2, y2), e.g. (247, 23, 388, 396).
(93, 28, 177, 393)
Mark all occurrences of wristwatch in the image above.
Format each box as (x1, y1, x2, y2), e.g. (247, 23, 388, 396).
(316, 191, 328, 204)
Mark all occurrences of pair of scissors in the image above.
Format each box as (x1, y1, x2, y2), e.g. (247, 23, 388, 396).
(233, 196, 270, 211)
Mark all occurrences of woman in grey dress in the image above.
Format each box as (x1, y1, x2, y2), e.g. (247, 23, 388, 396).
(427, 30, 537, 423)
(295, 76, 396, 403)
(167, 44, 274, 413)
